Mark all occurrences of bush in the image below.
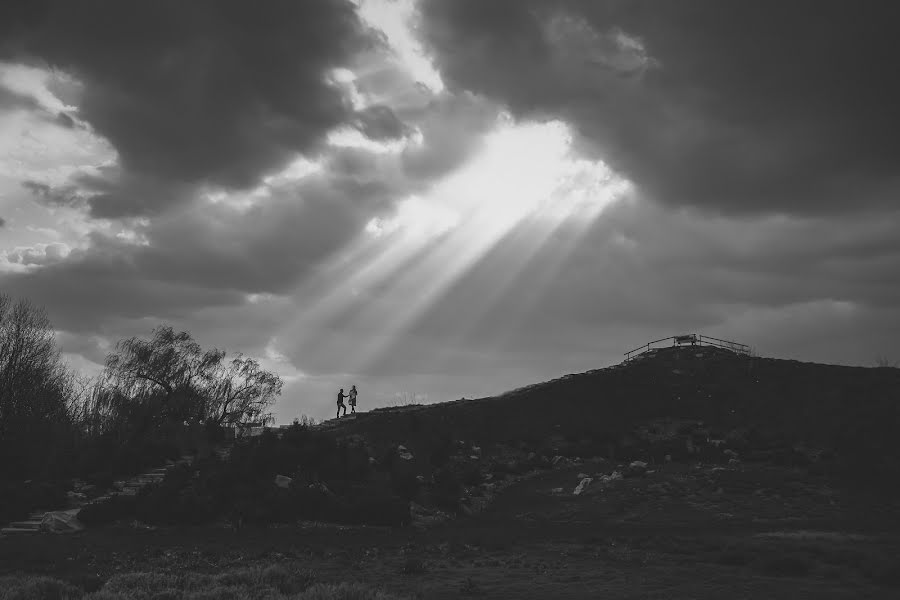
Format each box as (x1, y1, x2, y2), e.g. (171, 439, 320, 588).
(0, 479, 68, 525)
(755, 552, 813, 577)
(0, 574, 82, 599)
(77, 494, 137, 526)
(343, 494, 410, 527)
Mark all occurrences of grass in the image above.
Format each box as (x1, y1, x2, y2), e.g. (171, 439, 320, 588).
(0, 567, 412, 600)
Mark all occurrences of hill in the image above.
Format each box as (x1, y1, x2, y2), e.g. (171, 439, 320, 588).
(4, 346, 900, 598)
(326, 346, 900, 486)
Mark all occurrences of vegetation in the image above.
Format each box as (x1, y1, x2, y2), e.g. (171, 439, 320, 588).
(0, 293, 283, 526)
(0, 568, 411, 599)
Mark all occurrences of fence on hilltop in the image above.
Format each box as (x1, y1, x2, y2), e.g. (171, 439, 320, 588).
(624, 333, 750, 362)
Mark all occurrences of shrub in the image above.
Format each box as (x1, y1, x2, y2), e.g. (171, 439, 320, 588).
(0, 574, 82, 599)
(343, 494, 410, 527)
(400, 557, 427, 575)
(77, 494, 137, 526)
(755, 552, 813, 577)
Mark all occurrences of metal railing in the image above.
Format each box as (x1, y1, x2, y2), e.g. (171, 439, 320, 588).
(624, 333, 750, 361)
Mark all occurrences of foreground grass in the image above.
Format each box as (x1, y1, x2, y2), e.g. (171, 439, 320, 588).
(0, 566, 409, 600)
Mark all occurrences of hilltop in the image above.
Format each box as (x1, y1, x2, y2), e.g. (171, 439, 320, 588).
(324, 346, 900, 488)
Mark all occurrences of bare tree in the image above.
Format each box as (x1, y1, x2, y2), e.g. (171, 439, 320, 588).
(0, 295, 72, 427)
(0, 294, 78, 478)
(103, 325, 282, 427)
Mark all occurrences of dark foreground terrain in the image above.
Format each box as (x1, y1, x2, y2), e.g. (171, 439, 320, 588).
(2, 347, 898, 598)
(2, 460, 899, 598)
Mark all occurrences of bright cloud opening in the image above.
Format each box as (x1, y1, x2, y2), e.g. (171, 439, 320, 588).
(283, 116, 631, 375)
(355, 0, 445, 93)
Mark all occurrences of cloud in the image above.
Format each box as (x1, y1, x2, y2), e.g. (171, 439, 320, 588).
(2, 0, 377, 197)
(22, 180, 86, 208)
(4, 241, 70, 266)
(354, 104, 409, 140)
(0, 216, 5, 227)
(418, 0, 900, 215)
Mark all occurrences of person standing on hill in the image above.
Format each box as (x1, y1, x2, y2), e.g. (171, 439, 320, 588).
(348, 385, 358, 414)
(336, 388, 347, 419)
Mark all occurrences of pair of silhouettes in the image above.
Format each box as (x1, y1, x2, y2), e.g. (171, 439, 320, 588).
(336, 385, 358, 418)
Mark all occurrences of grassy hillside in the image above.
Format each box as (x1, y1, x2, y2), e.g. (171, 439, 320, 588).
(328, 347, 900, 485)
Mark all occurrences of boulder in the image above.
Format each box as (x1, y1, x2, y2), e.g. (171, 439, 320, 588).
(625, 461, 648, 477)
(551, 455, 567, 467)
(274, 474, 293, 489)
(40, 510, 84, 534)
(573, 478, 593, 495)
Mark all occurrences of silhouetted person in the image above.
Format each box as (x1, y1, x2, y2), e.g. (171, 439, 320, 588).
(349, 385, 358, 414)
(336, 388, 347, 418)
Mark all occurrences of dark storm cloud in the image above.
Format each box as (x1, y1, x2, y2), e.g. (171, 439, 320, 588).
(1, 159, 402, 331)
(2, 0, 376, 194)
(418, 0, 900, 215)
(0, 216, 6, 228)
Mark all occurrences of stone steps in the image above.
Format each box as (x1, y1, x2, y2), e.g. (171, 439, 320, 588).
(0, 526, 38, 535)
(2, 445, 233, 536)
(7, 520, 41, 530)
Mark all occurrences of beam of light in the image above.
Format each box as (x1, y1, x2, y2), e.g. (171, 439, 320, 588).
(277, 116, 631, 383)
(276, 195, 460, 359)
(341, 118, 630, 373)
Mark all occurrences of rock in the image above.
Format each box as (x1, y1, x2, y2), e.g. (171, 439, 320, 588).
(724, 449, 739, 459)
(625, 461, 648, 477)
(308, 482, 334, 497)
(551, 487, 564, 494)
(710, 439, 726, 448)
(471, 446, 482, 456)
(577, 472, 590, 479)
(664, 454, 672, 463)
(573, 478, 593, 495)
(415, 475, 426, 484)
(527, 452, 537, 460)
(40, 511, 84, 534)
(274, 475, 292, 489)
(66, 491, 87, 502)
(551, 455, 567, 467)
(728, 458, 740, 467)
(397, 445, 414, 461)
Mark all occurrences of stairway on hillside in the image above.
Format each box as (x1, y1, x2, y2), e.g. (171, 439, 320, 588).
(0, 443, 233, 537)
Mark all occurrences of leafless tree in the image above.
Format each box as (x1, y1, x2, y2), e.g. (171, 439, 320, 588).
(0, 295, 73, 428)
(0, 294, 78, 478)
(103, 325, 281, 427)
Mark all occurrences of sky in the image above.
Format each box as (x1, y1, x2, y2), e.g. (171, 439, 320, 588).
(1, 0, 899, 423)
